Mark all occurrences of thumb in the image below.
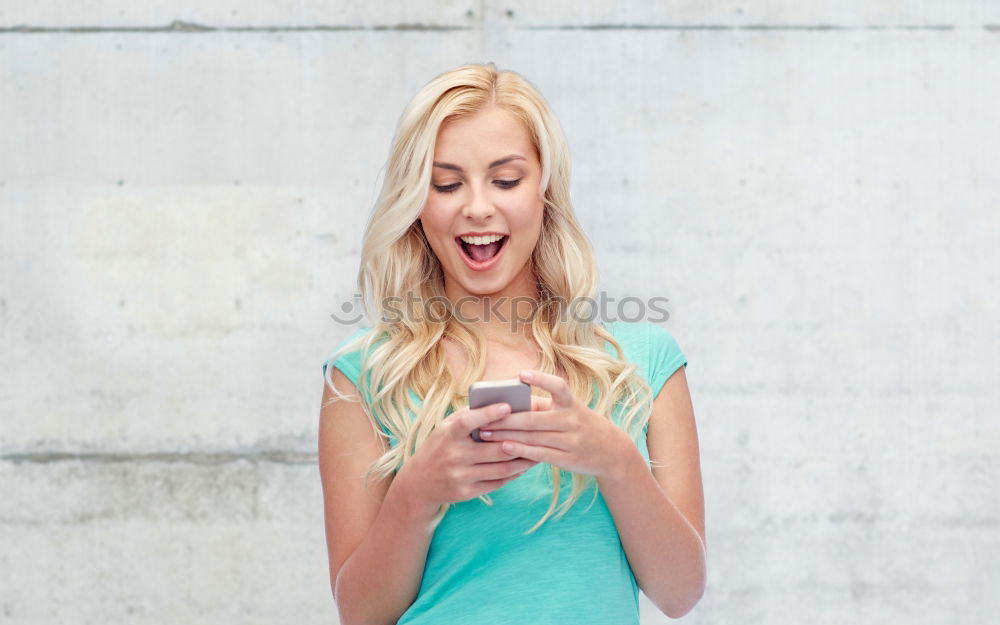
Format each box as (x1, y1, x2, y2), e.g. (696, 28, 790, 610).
(458, 402, 511, 440)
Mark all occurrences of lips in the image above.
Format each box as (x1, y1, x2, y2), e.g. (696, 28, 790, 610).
(460, 236, 506, 262)
(454, 235, 509, 271)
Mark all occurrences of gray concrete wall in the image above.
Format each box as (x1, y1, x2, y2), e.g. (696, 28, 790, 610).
(2, 2, 998, 623)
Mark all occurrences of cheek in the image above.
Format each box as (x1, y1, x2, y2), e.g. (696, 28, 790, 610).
(419, 202, 450, 239)
(509, 193, 544, 237)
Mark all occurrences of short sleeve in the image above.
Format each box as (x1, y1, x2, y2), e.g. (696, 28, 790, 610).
(321, 327, 397, 442)
(321, 326, 371, 388)
(646, 323, 688, 400)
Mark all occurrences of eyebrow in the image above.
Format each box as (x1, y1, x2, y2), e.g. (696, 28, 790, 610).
(432, 154, 526, 173)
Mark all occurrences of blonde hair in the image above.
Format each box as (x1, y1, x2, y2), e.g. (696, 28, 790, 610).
(324, 61, 657, 534)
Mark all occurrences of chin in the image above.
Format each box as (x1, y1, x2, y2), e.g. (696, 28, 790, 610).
(460, 276, 509, 297)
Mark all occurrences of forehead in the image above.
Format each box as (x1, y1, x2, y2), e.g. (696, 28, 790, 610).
(434, 107, 534, 160)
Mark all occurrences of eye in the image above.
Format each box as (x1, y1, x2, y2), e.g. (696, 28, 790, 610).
(432, 179, 523, 194)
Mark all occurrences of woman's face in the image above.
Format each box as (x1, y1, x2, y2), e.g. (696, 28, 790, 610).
(419, 106, 545, 301)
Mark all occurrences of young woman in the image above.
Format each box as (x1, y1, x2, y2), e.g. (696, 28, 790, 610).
(319, 62, 706, 625)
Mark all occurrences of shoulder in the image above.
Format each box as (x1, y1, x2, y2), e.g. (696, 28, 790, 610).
(603, 321, 687, 390)
(603, 320, 681, 362)
(321, 326, 379, 384)
(322, 326, 399, 443)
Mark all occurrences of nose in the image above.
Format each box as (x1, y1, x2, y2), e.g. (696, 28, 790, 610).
(461, 183, 495, 221)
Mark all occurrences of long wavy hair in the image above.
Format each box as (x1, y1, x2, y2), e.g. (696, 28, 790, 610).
(324, 61, 657, 534)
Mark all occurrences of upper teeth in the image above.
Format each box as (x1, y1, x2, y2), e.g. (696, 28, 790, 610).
(460, 234, 505, 245)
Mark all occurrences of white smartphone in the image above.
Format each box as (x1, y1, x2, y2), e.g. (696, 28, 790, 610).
(468, 379, 531, 442)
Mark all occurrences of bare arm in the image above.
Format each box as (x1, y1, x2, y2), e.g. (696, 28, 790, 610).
(319, 368, 440, 625)
(334, 469, 441, 625)
(597, 366, 706, 619)
(320, 367, 537, 624)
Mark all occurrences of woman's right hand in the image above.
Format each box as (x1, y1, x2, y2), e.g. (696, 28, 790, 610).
(398, 402, 539, 508)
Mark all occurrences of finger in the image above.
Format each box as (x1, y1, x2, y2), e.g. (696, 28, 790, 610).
(453, 402, 512, 439)
(470, 441, 523, 462)
(500, 440, 563, 465)
(471, 465, 534, 495)
(530, 395, 552, 412)
(479, 409, 564, 432)
(470, 457, 537, 482)
(478, 429, 567, 451)
(520, 370, 574, 407)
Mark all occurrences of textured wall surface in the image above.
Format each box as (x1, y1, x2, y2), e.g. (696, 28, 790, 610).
(2, 2, 999, 623)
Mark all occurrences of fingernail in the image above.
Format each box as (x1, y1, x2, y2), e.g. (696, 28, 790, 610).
(480, 430, 493, 438)
(520, 370, 532, 380)
(496, 403, 510, 416)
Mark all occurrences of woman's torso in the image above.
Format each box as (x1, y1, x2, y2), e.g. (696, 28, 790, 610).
(395, 330, 641, 624)
(322, 321, 688, 625)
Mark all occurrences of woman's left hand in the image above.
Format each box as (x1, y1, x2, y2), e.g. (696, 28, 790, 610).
(476, 369, 632, 480)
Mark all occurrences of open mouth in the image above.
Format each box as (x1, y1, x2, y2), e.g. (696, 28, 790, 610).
(457, 235, 508, 263)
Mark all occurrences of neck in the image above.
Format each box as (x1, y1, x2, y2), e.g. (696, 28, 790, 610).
(443, 266, 542, 341)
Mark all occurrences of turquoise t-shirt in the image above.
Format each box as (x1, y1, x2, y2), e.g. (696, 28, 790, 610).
(321, 321, 687, 625)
